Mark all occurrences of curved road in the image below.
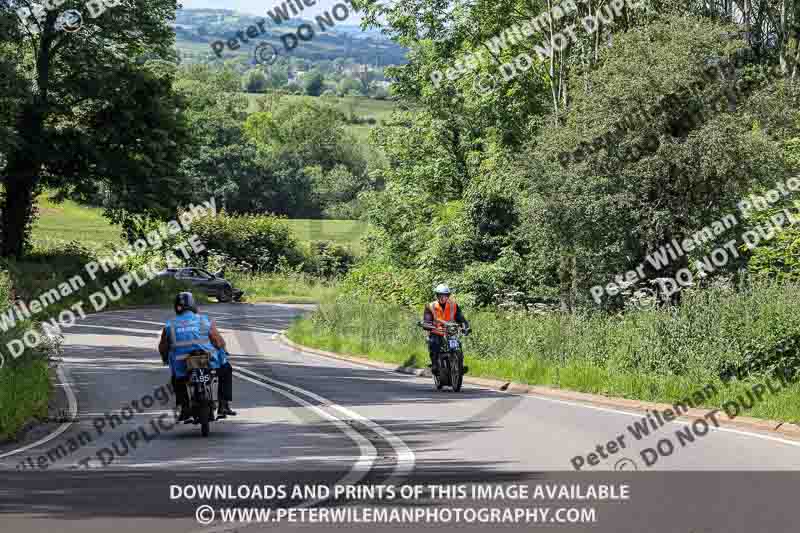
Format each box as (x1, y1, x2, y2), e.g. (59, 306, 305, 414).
(2, 303, 800, 532)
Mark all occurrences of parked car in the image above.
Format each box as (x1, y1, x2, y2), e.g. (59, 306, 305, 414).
(157, 267, 244, 303)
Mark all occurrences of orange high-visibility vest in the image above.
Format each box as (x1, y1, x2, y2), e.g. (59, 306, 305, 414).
(429, 300, 457, 336)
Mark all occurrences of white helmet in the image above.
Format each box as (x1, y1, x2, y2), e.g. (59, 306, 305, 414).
(434, 283, 451, 295)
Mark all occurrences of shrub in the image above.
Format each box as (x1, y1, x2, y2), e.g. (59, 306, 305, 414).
(303, 240, 355, 279)
(191, 211, 303, 272)
(338, 261, 433, 306)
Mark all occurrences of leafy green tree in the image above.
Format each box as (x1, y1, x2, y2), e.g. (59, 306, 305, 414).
(244, 100, 366, 175)
(0, 0, 193, 257)
(174, 68, 285, 215)
(303, 70, 325, 96)
(243, 100, 371, 216)
(266, 64, 289, 88)
(337, 77, 363, 96)
(349, 0, 800, 310)
(243, 68, 269, 93)
(520, 17, 794, 306)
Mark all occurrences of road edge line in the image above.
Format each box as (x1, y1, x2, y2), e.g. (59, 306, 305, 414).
(277, 333, 800, 442)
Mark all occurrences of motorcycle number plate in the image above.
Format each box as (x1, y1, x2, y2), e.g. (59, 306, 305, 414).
(191, 373, 209, 383)
(448, 339, 459, 349)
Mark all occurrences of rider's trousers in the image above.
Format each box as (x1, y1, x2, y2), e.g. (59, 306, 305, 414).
(428, 334, 445, 367)
(217, 362, 233, 402)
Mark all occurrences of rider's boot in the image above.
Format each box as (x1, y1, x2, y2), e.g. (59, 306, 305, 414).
(429, 357, 439, 376)
(218, 401, 237, 417)
(176, 402, 191, 422)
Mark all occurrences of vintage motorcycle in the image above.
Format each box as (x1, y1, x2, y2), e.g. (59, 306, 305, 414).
(177, 350, 219, 437)
(419, 320, 468, 392)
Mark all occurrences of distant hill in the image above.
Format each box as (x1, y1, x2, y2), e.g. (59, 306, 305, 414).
(174, 8, 406, 66)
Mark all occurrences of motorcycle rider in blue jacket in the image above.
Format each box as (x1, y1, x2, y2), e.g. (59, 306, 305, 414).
(158, 292, 237, 420)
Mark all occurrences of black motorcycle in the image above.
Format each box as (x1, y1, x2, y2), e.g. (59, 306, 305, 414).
(419, 320, 468, 392)
(178, 350, 219, 437)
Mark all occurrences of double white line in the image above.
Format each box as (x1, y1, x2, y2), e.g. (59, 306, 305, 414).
(192, 365, 415, 533)
(232, 365, 415, 484)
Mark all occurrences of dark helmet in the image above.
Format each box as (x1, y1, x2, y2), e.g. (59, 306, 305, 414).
(174, 292, 197, 314)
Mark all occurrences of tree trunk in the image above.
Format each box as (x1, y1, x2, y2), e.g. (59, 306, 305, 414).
(546, 0, 559, 124)
(1, 170, 39, 258)
(790, 0, 800, 79)
(1, 19, 54, 258)
(559, 251, 576, 313)
(2, 103, 47, 258)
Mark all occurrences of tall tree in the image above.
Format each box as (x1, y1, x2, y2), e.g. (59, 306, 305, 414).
(0, 0, 192, 257)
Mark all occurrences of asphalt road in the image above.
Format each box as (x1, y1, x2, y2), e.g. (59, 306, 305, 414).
(3, 303, 800, 532)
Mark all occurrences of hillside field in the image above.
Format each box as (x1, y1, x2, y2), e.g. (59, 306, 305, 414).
(32, 195, 368, 253)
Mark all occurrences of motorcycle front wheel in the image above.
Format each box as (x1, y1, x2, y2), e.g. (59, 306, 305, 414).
(450, 353, 463, 392)
(433, 364, 444, 390)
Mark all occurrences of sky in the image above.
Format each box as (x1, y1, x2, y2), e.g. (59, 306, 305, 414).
(179, 0, 364, 23)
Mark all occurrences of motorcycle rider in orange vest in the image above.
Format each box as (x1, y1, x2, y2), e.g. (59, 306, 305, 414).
(420, 284, 470, 375)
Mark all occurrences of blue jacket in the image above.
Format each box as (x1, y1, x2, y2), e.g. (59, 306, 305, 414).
(165, 311, 224, 378)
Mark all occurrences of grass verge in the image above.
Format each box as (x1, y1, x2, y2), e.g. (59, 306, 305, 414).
(287, 285, 800, 424)
(233, 273, 338, 304)
(0, 244, 209, 442)
(0, 358, 51, 442)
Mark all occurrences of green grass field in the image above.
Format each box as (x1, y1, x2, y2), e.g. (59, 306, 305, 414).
(32, 194, 368, 252)
(282, 219, 367, 251)
(243, 93, 396, 121)
(32, 195, 124, 250)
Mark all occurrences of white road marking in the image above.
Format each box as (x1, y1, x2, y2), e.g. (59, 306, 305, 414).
(232, 371, 377, 475)
(63, 324, 160, 335)
(281, 335, 800, 450)
(524, 394, 800, 448)
(61, 357, 163, 366)
(191, 371, 381, 533)
(234, 365, 416, 480)
(0, 365, 78, 460)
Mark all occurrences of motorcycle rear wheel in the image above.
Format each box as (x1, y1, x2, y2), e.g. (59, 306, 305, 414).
(199, 403, 211, 437)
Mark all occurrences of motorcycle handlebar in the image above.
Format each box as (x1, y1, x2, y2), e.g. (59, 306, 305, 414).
(418, 320, 471, 335)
